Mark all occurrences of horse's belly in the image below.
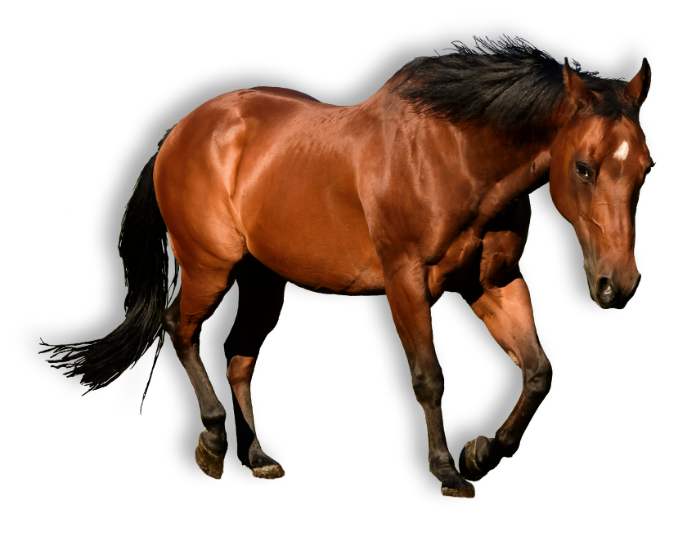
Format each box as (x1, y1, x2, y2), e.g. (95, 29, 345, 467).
(244, 219, 385, 295)
(246, 234, 384, 295)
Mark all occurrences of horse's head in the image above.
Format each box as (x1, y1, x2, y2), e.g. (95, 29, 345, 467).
(549, 59, 653, 309)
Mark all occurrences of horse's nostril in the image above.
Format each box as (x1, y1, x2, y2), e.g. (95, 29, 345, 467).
(596, 277, 619, 308)
(599, 284, 614, 303)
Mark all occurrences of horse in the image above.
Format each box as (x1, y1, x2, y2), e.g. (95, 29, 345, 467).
(41, 38, 653, 498)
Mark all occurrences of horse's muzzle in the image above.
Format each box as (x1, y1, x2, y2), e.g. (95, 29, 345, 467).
(594, 273, 641, 309)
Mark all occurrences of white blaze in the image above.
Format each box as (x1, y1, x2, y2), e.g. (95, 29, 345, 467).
(613, 141, 630, 161)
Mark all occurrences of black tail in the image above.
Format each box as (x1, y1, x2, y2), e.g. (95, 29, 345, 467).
(41, 130, 178, 400)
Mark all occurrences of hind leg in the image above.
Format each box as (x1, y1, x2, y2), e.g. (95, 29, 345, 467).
(224, 259, 287, 479)
(162, 262, 238, 479)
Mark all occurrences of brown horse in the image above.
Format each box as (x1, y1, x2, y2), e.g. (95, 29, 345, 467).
(42, 38, 653, 498)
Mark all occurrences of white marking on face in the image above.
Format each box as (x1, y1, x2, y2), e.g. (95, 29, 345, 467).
(508, 351, 520, 367)
(613, 141, 629, 161)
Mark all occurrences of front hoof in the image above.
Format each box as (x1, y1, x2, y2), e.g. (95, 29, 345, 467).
(252, 464, 285, 479)
(436, 465, 475, 498)
(459, 436, 495, 482)
(441, 480, 475, 498)
(195, 436, 225, 479)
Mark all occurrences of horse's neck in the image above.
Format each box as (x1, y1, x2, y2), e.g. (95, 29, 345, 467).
(362, 86, 554, 219)
(451, 123, 553, 224)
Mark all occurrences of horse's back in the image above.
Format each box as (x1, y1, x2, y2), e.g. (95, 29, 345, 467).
(242, 86, 321, 103)
(154, 87, 385, 294)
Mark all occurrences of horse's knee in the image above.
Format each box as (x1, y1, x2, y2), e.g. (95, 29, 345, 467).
(523, 356, 552, 401)
(411, 364, 444, 408)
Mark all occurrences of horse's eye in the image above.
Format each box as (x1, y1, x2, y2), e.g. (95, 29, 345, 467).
(575, 163, 592, 181)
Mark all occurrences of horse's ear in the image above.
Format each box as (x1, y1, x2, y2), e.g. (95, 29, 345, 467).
(563, 58, 595, 105)
(623, 58, 651, 108)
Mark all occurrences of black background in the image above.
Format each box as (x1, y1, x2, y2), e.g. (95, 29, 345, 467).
(19, 14, 660, 506)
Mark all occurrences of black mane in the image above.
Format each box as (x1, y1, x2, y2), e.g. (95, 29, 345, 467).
(393, 37, 636, 136)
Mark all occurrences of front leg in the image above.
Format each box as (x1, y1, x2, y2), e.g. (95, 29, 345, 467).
(458, 274, 552, 481)
(384, 262, 475, 498)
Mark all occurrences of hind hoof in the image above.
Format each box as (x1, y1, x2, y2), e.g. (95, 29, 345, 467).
(252, 464, 285, 479)
(441, 484, 475, 498)
(195, 436, 224, 479)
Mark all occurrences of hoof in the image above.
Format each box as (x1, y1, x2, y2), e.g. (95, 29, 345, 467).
(252, 464, 285, 479)
(195, 436, 224, 479)
(441, 483, 475, 498)
(459, 437, 486, 482)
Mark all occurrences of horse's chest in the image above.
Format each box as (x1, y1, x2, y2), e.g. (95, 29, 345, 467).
(427, 229, 483, 299)
(426, 197, 531, 298)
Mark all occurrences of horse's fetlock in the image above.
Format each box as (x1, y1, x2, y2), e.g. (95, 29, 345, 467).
(203, 405, 226, 427)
